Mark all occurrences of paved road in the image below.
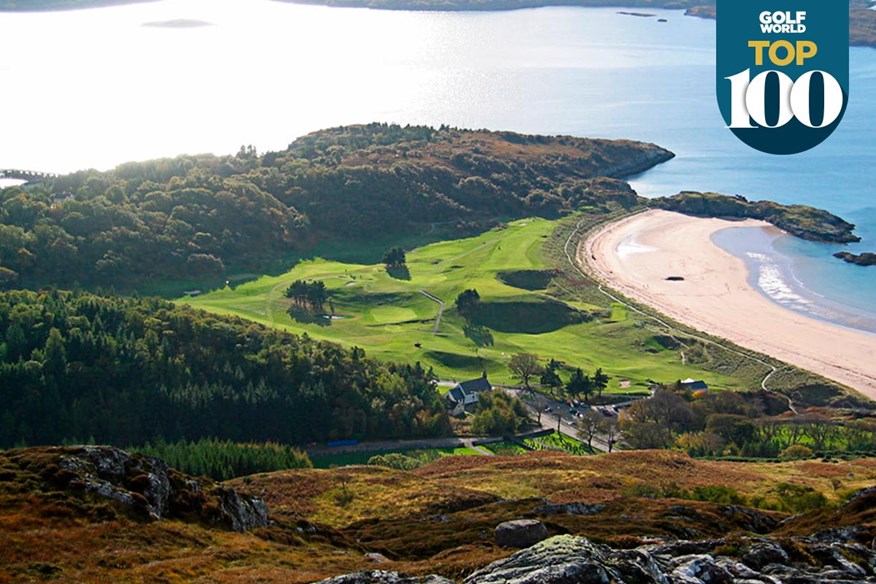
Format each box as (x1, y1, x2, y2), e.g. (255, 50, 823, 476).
(419, 289, 445, 334)
(504, 387, 613, 453)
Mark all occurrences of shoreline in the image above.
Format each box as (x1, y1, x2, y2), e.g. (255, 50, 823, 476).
(581, 210, 876, 398)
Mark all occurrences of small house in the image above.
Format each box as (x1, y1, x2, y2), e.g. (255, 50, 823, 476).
(679, 378, 709, 392)
(444, 375, 492, 416)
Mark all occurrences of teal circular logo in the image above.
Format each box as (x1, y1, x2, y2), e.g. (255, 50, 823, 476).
(716, 2, 849, 155)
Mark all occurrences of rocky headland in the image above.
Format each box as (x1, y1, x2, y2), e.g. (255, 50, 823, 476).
(651, 191, 861, 244)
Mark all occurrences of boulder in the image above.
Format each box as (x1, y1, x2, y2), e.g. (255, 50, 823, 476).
(834, 251, 876, 266)
(465, 536, 663, 584)
(669, 554, 733, 584)
(495, 520, 549, 549)
(741, 540, 789, 571)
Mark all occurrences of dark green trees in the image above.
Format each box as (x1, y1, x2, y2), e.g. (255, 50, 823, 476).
(540, 359, 563, 395)
(455, 288, 481, 318)
(286, 280, 329, 313)
(566, 368, 594, 403)
(382, 247, 407, 267)
(0, 290, 450, 448)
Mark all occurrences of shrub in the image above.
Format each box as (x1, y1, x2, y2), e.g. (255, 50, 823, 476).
(780, 444, 814, 460)
(690, 485, 746, 505)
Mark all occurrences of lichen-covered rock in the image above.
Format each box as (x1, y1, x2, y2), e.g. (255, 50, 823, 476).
(668, 554, 733, 583)
(315, 571, 454, 584)
(465, 536, 663, 584)
(462, 535, 876, 584)
(59, 446, 171, 519)
(495, 520, 549, 549)
(54, 446, 267, 532)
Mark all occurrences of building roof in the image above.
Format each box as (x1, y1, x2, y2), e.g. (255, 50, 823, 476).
(456, 377, 492, 394)
(446, 387, 466, 404)
(445, 377, 492, 405)
(680, 378, 709, 390)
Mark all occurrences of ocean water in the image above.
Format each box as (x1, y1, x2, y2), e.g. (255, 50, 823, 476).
(713, 227, 876, 334)
(0, 1, 873, 329)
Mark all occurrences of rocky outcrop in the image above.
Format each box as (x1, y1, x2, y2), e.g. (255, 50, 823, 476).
(834, 251, 876, 266)
(532, 502, 606, 517)
(215, 486, 270, 532)
(652, 191, 861, 243)
(54, 446, 268, 532)
(59, 446, 171, 520)
(316, 572, 455, 584)
(495, 520, 550, 549)
(462, 534, 876, 584)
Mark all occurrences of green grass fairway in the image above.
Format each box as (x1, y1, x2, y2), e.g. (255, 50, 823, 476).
(180, 218, 742, 390)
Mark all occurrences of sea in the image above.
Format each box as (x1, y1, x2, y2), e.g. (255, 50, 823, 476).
(0, 0, 873, 332)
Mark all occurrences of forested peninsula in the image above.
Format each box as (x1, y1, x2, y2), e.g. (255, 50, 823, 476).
(0, 124, 672, 290)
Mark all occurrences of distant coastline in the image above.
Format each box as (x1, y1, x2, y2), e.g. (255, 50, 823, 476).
(274, 0, 876, 49)
(4, 0, 874, 49)
(0, 0, 155, 11)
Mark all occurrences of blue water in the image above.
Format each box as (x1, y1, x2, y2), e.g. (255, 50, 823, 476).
(713, 227, 876, 334)
(624, 46, 876, 333)
(0, 3, 873, 330)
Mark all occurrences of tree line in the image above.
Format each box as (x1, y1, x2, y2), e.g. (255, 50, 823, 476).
(618, 387, 876, 458)
(134, 438, 312, 481)
(0, 289, 451, 448)
(508, 352, 609, 402)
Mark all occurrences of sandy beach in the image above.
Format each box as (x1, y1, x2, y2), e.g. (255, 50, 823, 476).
(581, 210, 876, 399)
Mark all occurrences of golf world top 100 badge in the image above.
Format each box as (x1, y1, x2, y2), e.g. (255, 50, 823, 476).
(717, 1, 849, 155)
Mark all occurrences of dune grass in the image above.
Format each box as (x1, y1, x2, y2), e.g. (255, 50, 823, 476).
(180, 218, 743, 390)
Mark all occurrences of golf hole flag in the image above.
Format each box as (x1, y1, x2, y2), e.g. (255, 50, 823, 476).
(716, 1, 849, 155)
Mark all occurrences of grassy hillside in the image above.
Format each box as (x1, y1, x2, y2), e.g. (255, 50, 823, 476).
(183, 216, 744, 389)
(3, 446, 875, 582)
